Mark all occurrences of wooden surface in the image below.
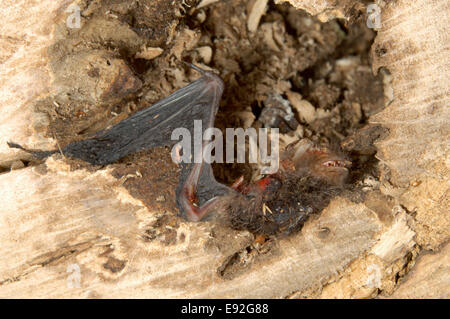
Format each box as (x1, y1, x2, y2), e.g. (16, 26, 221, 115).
(0, 0, 448, 298)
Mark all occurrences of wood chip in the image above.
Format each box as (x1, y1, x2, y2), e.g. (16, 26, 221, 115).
(286, 91, 316, 124)
(196, 46, 213, 64)
(197, 0, 219, 9)
(135, 47, 163, 60)
(247, 0, 268, 33)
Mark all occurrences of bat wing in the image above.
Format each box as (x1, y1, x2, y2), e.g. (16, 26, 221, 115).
(8, 66, 231, 217)
(65, 68, 232, 210)
(63, 69, 224, 165)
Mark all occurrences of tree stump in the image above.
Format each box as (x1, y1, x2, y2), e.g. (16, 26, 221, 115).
(0, 0, 448, 298)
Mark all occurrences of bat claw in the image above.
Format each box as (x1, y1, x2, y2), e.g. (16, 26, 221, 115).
(7, 141, 25, 150)
(183, 61, 207, 75)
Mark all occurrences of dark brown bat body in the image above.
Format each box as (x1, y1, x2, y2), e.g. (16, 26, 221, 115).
(8, 65, 350, 237)
(208, 139, 350, 236)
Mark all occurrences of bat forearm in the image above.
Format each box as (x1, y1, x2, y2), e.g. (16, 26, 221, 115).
(179, 161, 222, 221)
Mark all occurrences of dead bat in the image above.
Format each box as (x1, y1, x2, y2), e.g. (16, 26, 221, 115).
(8, 65, 351, 236)
(209, 139, 351, 235)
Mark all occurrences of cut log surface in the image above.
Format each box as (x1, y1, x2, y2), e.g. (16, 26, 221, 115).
(389, 242, 450, 299)
(370, 0, 450, 251)
(0, 158, 381, 298)
(0, 0, 448, 298)
(0, 0, 66, 167)
(286, 0, 450, 298)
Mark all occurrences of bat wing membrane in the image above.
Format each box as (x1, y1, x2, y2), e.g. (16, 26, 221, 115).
(63, 72, 224, 165)
(8, 68, 231, 217)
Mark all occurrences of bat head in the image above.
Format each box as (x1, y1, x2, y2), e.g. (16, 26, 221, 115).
(283, 139, 351, 186)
